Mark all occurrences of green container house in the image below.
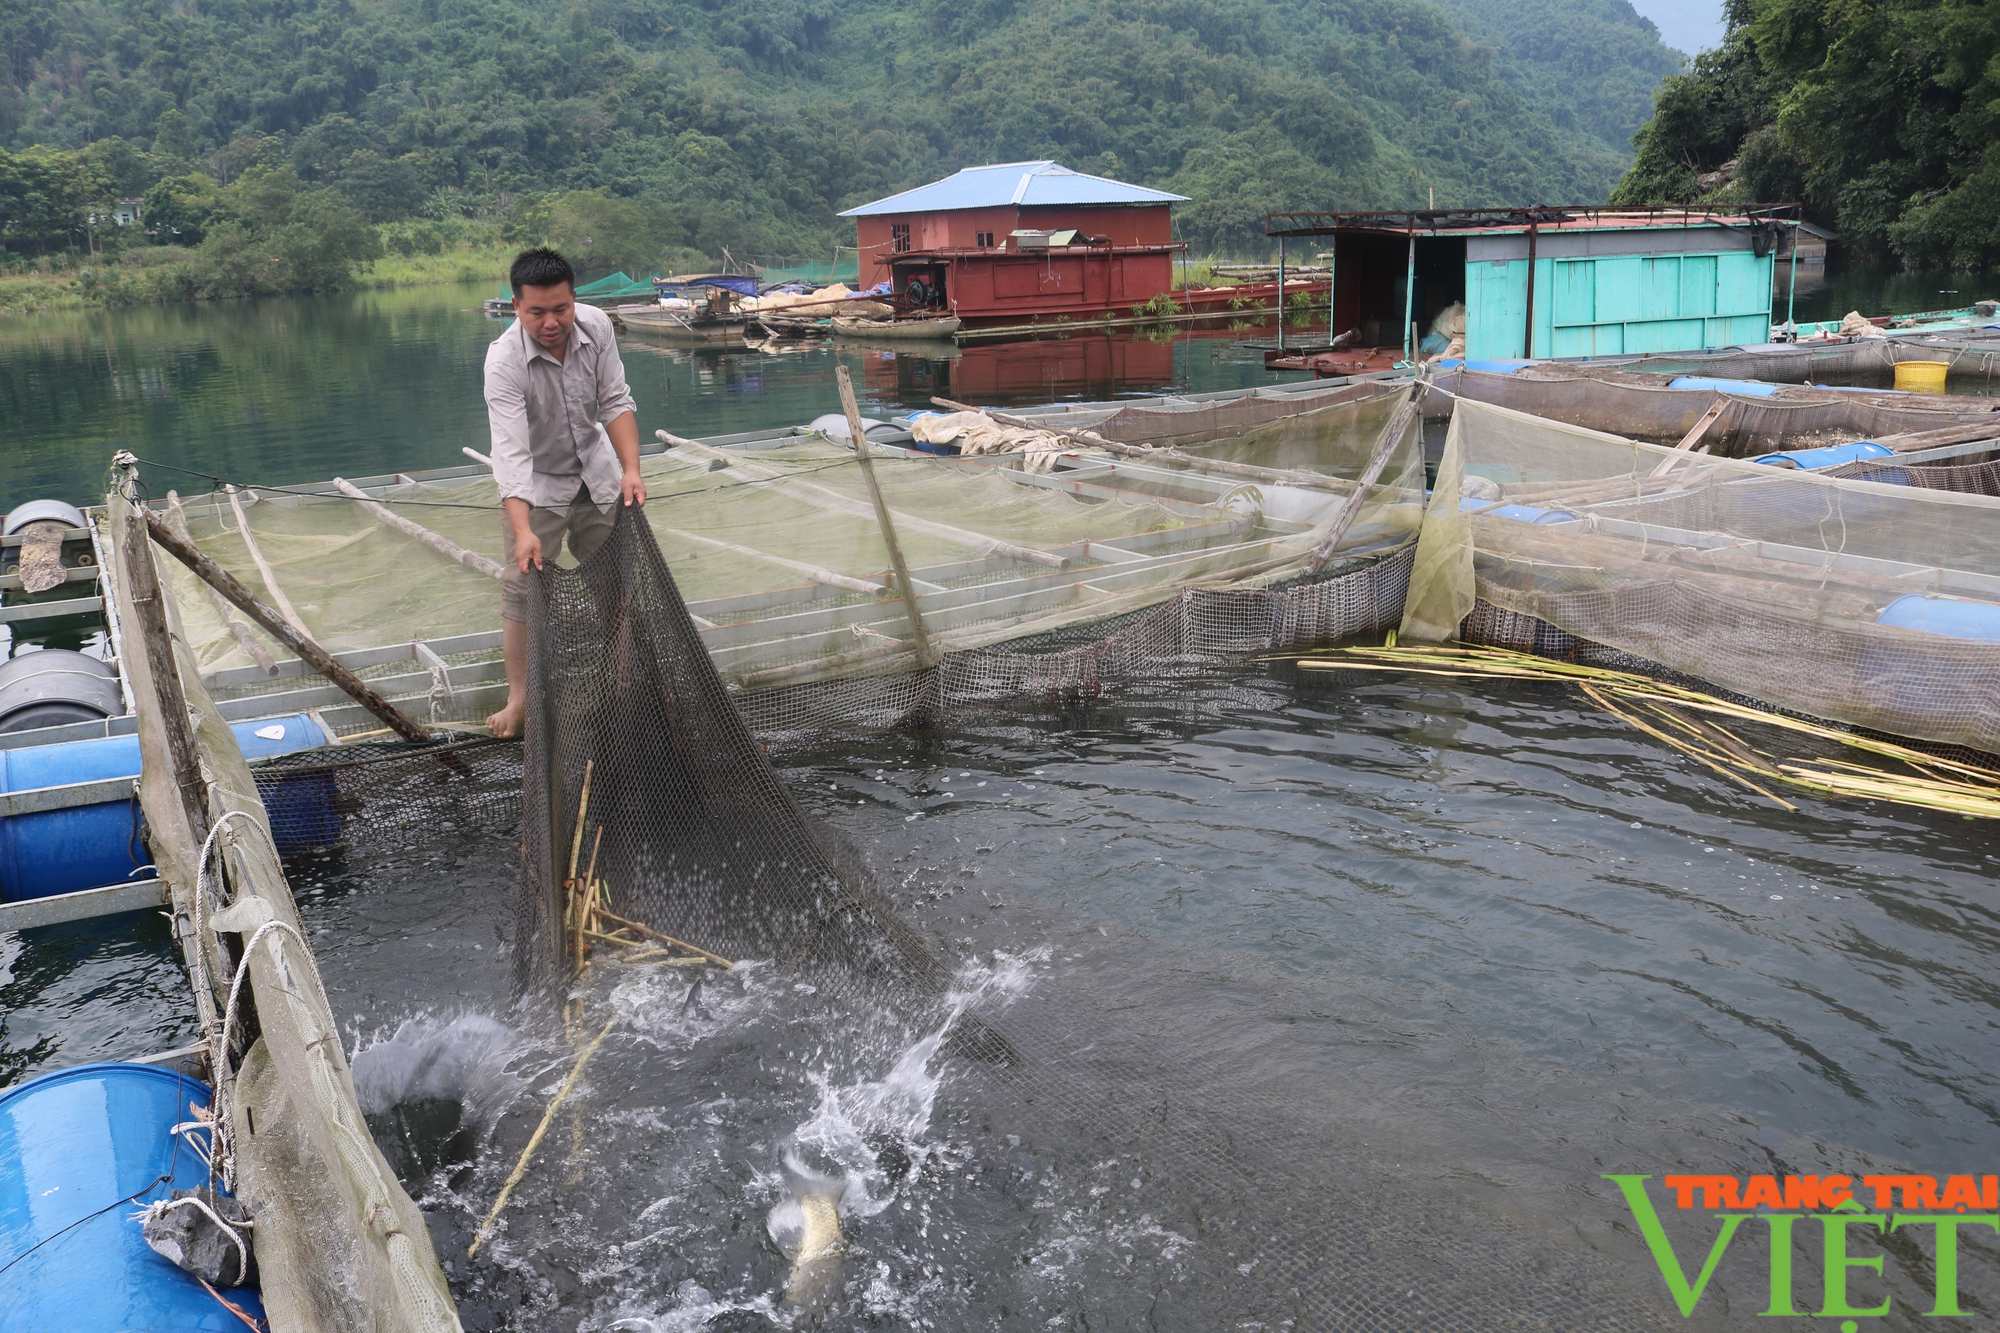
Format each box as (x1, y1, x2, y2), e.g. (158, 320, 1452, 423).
(1267, 207, 1792, 360)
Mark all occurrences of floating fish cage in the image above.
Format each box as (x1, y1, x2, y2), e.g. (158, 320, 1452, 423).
(4, 364, 1997, 1331)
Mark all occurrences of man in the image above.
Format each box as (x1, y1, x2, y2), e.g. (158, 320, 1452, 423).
(484, 247, 646, 738)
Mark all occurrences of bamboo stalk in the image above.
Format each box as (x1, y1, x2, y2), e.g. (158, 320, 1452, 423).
(659, 526, 891, 596)
(333, 477, 505, 579)
(225, 485, 308, 635)
(576, 826, 605, 973)
(166, 491, 279, 677)
(593, 909, 734, 968)
(142, 509, 436, 745)
(656, 430, 1067, 569)
(837, 365, 936, 670)
(1579, 682, 1798, 810)
(1302, 642, 2000, 817)
(565, 760, 596, 887)
(467, 1016, 616, 1256)
(1310, 389, 1419, 569)
(457, 446, 888, 594)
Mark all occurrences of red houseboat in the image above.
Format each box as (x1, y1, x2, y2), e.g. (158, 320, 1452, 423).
(840, 162, 1187, 327)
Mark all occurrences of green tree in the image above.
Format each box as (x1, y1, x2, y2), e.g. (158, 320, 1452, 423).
(141, 174, 221, 244)
(1613, 0, 2000, 268)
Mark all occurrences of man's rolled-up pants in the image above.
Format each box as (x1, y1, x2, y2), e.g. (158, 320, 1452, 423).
(500, 486, 616, 623)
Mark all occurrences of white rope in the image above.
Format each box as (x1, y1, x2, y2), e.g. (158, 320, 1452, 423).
(133, 1191, 252, 1285)
(192, 808, 296, 1191)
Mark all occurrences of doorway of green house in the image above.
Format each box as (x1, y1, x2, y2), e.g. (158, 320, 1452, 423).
(1328, 230, 1467, 356)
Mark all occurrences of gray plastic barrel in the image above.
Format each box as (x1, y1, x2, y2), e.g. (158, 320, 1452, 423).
(0, 650, 123, 733)
(1, 498, 87, 536)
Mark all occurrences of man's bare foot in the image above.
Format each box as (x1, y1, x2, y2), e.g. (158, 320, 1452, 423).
(487, 698, 526, 739)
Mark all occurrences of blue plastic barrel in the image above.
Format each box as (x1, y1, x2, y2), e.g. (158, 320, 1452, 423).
(0, 1062, 265, 1330)
(1667, 376, 1780, 397)
(1753, 441, 1896, 470)
(0, 713, 330, 903)
(1876, 595, 2000, 642)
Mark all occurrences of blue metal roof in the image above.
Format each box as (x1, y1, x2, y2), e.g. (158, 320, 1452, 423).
(838, 162, 1187, 217)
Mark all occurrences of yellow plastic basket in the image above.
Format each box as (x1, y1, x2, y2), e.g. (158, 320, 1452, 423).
(1894, 359, 1950, 393)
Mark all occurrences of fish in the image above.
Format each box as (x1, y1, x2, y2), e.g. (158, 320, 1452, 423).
(774, 1152, 846, 1311)
(681, 975, 711, 1021)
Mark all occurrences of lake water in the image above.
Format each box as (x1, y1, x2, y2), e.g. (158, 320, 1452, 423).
(0, 281, 1307, 514)
(1, 279, 1996, 1328)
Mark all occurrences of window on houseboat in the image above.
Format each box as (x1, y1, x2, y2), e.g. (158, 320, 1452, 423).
(977, 231, 994, 247)
(891, 223, 911, 253)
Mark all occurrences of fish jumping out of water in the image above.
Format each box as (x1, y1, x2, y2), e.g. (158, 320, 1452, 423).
(770, 1150, 847, 1312)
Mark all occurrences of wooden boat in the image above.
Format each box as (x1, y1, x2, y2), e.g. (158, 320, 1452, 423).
(831, 315, 961, 340)
(613, 304, 750, 343)
(757, 315, 827, 339)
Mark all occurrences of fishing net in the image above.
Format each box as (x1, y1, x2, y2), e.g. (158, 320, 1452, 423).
(1430, 364, 2000, 452)
(498, 507, 1681, 1330)
(1402, 396, 2000, 753)
(166, 386, 1427, 743)
(1824, 447, 2000, 495)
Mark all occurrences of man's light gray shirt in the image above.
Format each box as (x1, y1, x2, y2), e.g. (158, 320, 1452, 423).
(485, 302, 636, 508)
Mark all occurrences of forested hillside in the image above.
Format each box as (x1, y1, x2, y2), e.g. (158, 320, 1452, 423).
(1612, 0, 2000, 269)
(1, 0, 1682, 278)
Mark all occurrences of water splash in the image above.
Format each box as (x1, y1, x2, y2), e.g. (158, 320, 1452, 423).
(766, 950, 1046, 1274)
(350, 1011, 525, 1126)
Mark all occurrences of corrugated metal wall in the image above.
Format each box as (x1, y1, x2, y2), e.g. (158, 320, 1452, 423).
(1465, 244, 1773, 358)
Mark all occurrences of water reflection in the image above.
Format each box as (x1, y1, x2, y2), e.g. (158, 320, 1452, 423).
(0, 284, 1307, 512)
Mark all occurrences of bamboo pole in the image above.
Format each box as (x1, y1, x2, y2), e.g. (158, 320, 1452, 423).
(142, 510, 435, 745)
(467, 1016, 616, 1256)
(226, 485, 308, 635)
(453, 448, 881, 592)
(593, 909, 735, 968)
(661, 527, 891, 596)
(656, 430, 1068, 569)
(1646, 398, 1730, 480)
(167, 491, 280, 677)
(119, 501, 212, 845)
(837, 365, 937, 670)
(332, 477, 505, 579)
(1310, 389, 1420, 569)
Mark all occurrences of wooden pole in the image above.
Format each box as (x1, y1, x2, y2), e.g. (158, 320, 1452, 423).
(120, 501, 212, 845)
(142, 510, 435, 745)
(660, 527, 890, 596)
(1310, 390, 1420, 570)
(333, 478, 505, 579)
(167, 491, 279, 677)
(226, 485, 308, 635)
(1646, 398, 1730, 480)
(1402, 224, 1416, 363)
(1522, 219, 1539, 359)
(1277, 236, 1285, 354)
(837, 365, 937, 670)
(655, 430, 1067, 569)
(456, 448, 888, 594)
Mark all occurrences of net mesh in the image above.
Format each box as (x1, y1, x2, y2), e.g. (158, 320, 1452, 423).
(164, 385, 1422, 698)
(494, 509, 1673, 1330)
(1432, 363, 2000, 452)
(1825, 448, 2000, 495)
(1403, 396, 2000, 753)
(511, 508, 1413, 995)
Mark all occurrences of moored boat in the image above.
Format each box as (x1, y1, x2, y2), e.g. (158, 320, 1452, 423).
(831, 315, 961, 340)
